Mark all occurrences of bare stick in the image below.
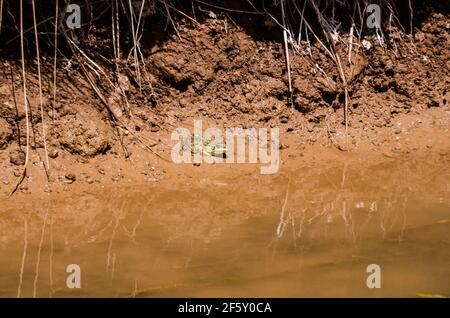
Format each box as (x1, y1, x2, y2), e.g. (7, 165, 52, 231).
(348, 24, 354, 64)
(112, 0, 132, 119)
(19, 0, 29, 164)
(0, 0, 3, 33)
(52, 0, 59, 124)
(11, 0, 30, 197)
(32, 0, 50, 178)
(408, 0, 413, 36)
(112, 0, 118, 72)
(128, 0, 142, 94)
(166, 2, 200, 26)
(280, 0, 292, 94)
(334, 53, 349, 150)
(116, 0, 121, 59)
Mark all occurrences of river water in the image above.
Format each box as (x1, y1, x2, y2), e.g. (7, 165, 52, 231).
(0, 155, 449, 297)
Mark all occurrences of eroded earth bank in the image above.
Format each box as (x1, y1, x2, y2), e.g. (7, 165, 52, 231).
(0, 1, 449, 297)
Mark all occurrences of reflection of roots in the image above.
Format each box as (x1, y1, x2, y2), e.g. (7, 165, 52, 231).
(33, 211, 48, 298)
(128, 283, 187, 298)
(106, 217, 119, 279)
(17, 217, 28, 298)
(49, 215, 54, 296)
(282, 190, 411, 248)
(276, 174, 291, 238)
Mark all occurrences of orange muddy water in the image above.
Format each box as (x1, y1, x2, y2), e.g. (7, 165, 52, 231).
(0, 150, 449, 298)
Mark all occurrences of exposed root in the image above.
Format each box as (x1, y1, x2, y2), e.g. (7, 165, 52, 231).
(0, 0, 3, 33)
(52, 0, 59, 124)
(10, 0, 30, 197)
(32, 0, 50, 179)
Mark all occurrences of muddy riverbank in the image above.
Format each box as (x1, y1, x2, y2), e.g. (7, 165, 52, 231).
(0, 0, 449, 298)
(1, 9, 449, 195)
(0, 121, 449, 297)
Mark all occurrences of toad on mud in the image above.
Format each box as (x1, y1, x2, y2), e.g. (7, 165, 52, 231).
(181, 133, 227, 158)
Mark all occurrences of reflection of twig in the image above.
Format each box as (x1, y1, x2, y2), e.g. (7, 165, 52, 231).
(131, 209, 146, 243)
(49, 215, 54, 297)
(290, 213, 296, 247)
(106, 217, 119, 273)
(111, 253, 117, 282)
(397, 194, 408, 243)
(33, 211, 48, 297)
(276, 174, 291, 237)
(132, 279, 138, 298)
(297, 208, 306, 240)
(17, 217, 28, 298)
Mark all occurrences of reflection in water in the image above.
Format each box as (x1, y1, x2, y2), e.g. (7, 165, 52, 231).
(0, 158, 449, 297)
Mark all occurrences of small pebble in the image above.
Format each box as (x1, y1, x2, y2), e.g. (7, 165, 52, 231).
(111, 175, 121, 182)
(48, 149, 59, 159)
(65, 173, 77, 183)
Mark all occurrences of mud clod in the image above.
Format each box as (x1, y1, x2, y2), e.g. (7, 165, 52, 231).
(0, 119, 12, 150)
(57, 116, 112, 157)
(65, 173, 77, 183)
(9, 150, 25, 166)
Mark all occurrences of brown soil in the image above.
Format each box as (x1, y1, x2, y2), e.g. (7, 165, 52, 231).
(0, 11, 449, 196)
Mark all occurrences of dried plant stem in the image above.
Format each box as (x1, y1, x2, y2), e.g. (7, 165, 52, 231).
(32, 0, 50, 178)
(348, 24, 354, 64)
(112, 0, 119, 72)
(408, 0, 413, 35)
(11, 0, 30, 197)
(128, 0, 142, 94)
(0, 0, 3, 33)
(280, 0, 292, 93)
(115, 0, 121, 59)
(334, 53, 349, 150)
(20, 0, 29, 161)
